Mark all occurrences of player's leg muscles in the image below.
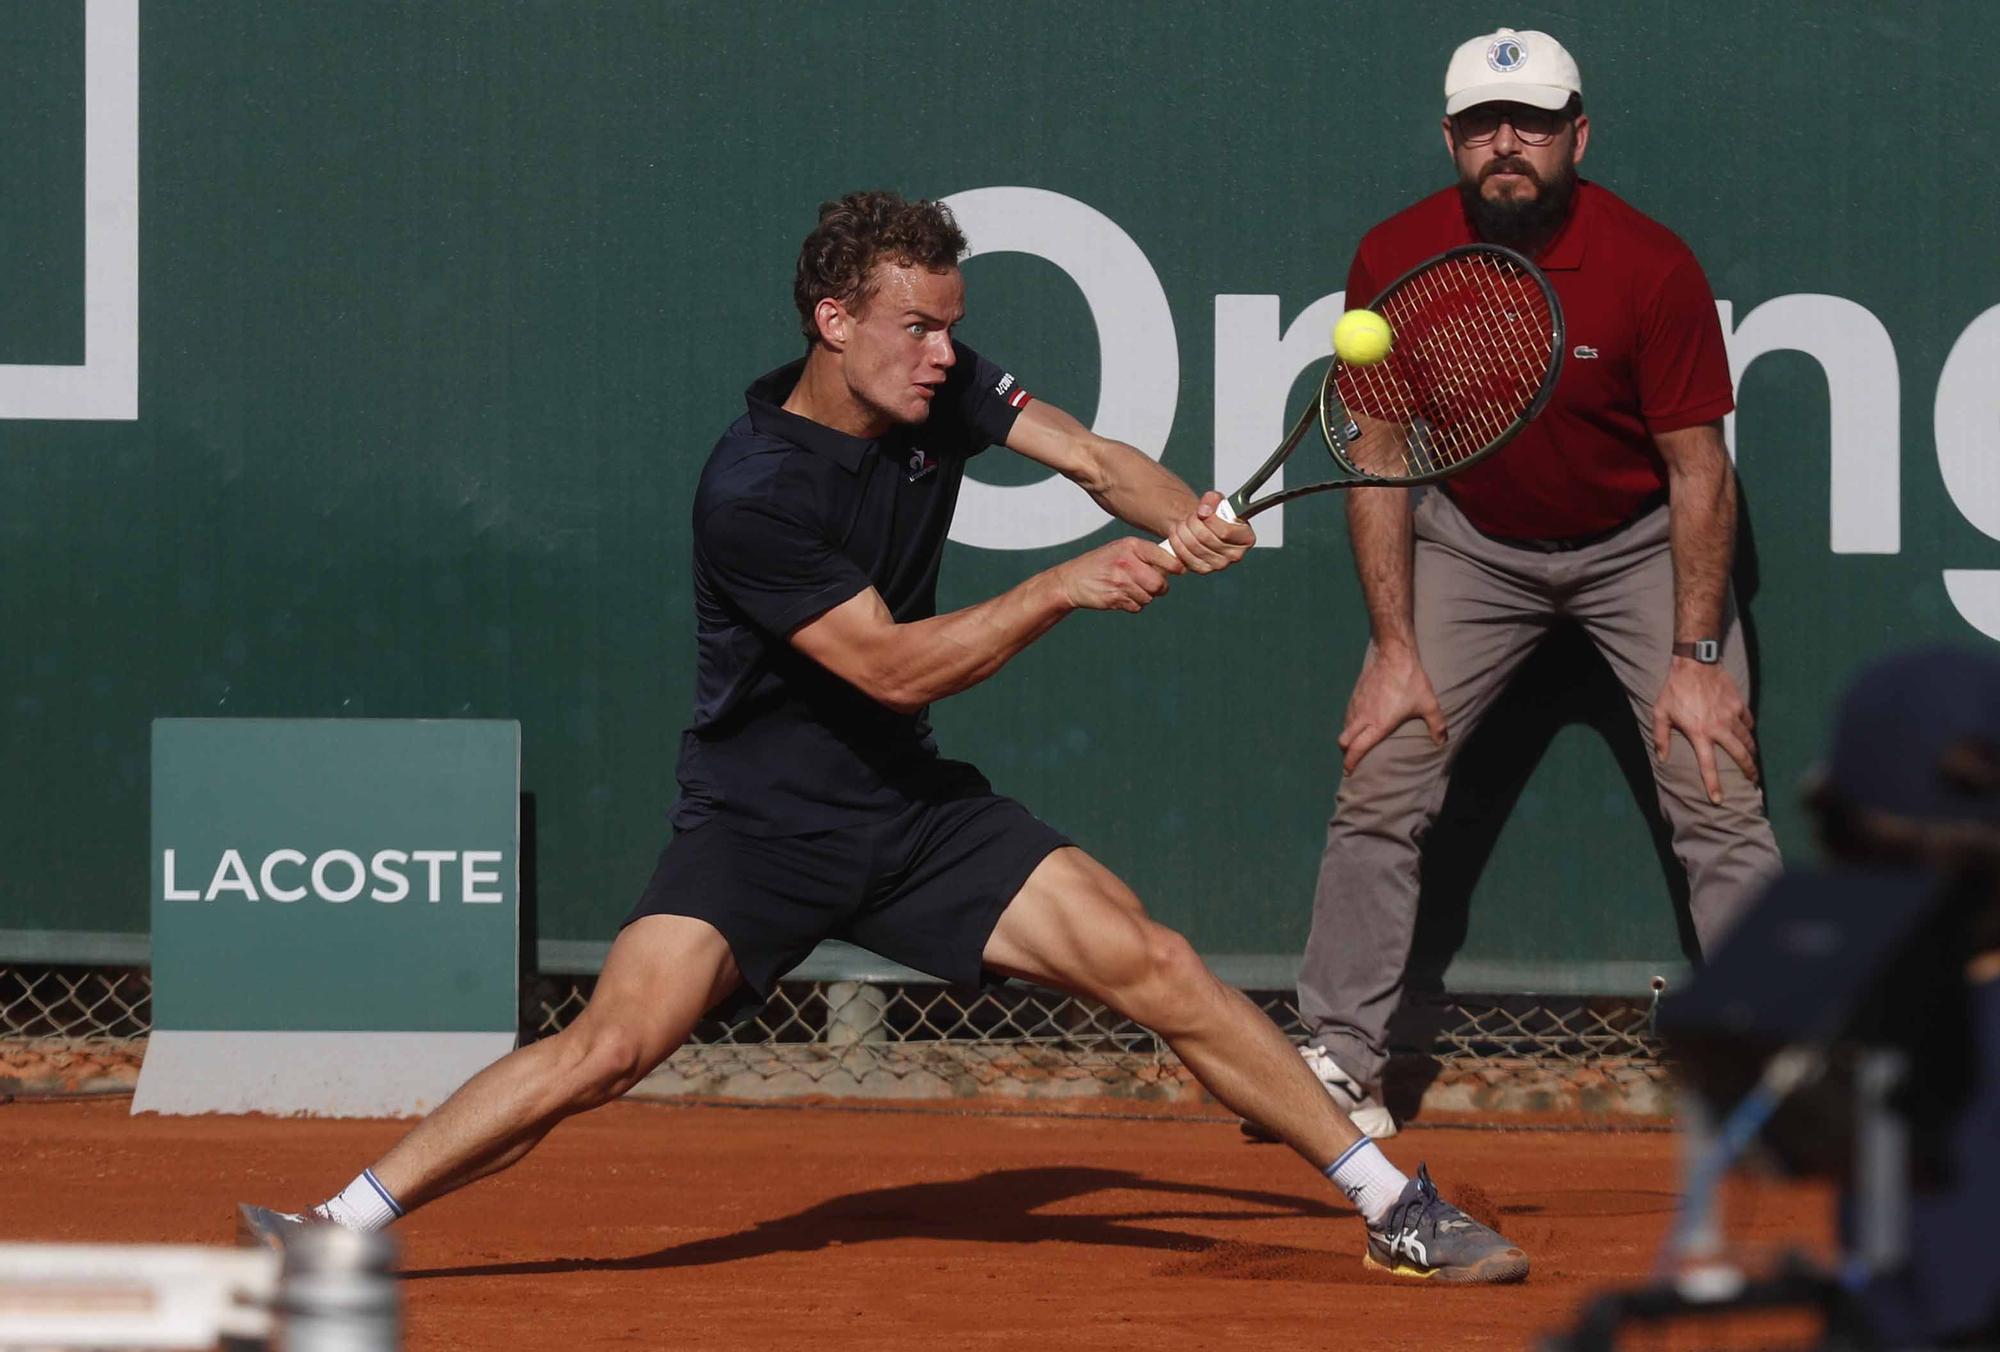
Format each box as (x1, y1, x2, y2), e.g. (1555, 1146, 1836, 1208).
(981, 847, 1360, 1168)
(977, 844, 1527, 1280)
(369, 914, 740, 1210)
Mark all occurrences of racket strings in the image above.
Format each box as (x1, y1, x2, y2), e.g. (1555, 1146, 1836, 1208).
(1334, 253, 1556, 480)
(1389, 260, 1543, 465)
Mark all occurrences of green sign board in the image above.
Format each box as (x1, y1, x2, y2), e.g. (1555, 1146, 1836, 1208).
(137, 719, 519, 1115)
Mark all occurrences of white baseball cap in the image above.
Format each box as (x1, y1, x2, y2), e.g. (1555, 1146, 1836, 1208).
(1444, 28, 1581, 115)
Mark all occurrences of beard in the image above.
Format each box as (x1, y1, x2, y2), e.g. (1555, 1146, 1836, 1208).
(1458, 157, 1577, 251)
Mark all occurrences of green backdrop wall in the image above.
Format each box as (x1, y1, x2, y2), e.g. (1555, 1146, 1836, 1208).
(4, 2, 1997, 993)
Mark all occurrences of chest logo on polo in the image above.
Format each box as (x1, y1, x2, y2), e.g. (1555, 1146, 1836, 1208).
(1573, 345, 1600, 359)
(907, 447, 938, 481)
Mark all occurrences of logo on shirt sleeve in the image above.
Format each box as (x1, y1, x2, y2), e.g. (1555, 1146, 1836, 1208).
(993, 371, 1034, 410)
(907, 447, 938, 481)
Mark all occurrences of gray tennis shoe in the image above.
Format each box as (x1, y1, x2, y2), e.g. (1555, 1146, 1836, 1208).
(237, 1202, 315, 1252)
(1364, 1164, 1529, 1284)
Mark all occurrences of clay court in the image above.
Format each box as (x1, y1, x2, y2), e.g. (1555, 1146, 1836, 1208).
(2, 1096, 1831, 1350)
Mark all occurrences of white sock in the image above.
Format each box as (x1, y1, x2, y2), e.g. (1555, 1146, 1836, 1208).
(312, 1168, 404, 1233)
(1324, 1139, 1409, 1227)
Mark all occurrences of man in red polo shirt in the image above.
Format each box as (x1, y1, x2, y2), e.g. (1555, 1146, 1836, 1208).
(1289, 28, 1784, 1137)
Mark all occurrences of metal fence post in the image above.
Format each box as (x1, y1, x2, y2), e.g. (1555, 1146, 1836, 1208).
(825, 981, 889, 1047)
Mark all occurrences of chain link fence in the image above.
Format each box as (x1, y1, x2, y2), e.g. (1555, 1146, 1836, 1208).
(1, 962, 1671, 1116)
(0, 965, 152, 1094)
(529, 968, 1672, 1114)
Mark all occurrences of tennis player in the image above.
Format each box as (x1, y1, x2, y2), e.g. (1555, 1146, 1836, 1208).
(244, 190, 1527, 1284)
(1287, 28, 1784, 1139)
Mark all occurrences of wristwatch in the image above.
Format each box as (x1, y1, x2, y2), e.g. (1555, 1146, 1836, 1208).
(1672, 639, 1721, 664)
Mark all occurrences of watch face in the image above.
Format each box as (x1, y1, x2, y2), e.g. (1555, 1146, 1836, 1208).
(1695, 639, 1720, 663)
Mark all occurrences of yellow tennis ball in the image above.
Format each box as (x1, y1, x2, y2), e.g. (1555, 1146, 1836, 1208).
(1333, 309, 1393, 366)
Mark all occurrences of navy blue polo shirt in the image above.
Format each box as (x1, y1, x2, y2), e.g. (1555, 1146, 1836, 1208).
(670, 341, 1032, 836)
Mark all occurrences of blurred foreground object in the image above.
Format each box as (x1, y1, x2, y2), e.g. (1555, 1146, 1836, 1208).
(0, 1224, 397, 1351)
(1548, 647, 2000, 1350)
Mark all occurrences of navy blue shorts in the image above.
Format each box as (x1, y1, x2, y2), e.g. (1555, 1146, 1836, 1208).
(624, 770, 1069, 1022)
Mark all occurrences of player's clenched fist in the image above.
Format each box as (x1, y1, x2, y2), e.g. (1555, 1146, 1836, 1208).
(1164, 491, 1257, 573)
(1057, 537, 1183, 612)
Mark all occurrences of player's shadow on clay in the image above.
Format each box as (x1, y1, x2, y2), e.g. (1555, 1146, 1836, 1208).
(400, 1166, 1349, 1282)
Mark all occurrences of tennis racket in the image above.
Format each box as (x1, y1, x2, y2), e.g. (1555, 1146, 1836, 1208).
(1161, 242, 1564, 554)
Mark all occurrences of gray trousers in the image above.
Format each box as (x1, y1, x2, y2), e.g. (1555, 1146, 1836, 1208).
(1296, 490, 1783, 1084)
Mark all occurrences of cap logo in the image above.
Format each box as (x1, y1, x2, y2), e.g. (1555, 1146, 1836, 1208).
(1486, 37, 1527, 72)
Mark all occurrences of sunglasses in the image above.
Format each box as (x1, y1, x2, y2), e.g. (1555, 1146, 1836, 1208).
(1453, 105, 1571, 147)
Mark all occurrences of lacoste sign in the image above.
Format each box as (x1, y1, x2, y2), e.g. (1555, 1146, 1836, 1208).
(137, 719, 521, 1116)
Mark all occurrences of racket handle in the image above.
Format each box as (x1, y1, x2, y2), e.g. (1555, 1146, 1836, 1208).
(1157, 498, 1240, 556)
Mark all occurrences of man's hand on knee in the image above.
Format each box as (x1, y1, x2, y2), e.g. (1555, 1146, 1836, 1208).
(1652, 660, 1759, 804)
(1340, 645, 1448, 773)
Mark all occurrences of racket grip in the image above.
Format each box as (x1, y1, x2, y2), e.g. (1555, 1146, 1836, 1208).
(1157, 498, 1240, 556)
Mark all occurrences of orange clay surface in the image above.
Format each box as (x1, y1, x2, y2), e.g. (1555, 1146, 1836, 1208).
(0, 1097, 1832, 1351)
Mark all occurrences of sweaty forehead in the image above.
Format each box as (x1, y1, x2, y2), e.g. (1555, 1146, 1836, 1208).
(870, 261, 965, 318)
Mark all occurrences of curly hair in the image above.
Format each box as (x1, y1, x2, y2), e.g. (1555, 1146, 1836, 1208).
(793, 191, 966, 347)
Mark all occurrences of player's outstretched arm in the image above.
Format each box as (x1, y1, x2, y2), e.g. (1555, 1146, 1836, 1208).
(1004, 398, 1255, 572)
(790, 539, 1183, 714)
